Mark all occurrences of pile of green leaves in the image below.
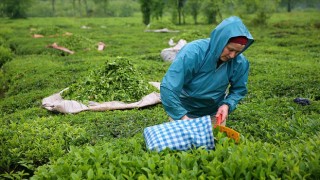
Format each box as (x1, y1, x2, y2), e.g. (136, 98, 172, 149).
(58, 34, 95, 52)
(30, 26, 63, 36)
(62, 57, 152, 103)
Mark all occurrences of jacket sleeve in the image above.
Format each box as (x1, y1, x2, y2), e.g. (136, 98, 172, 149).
(220, 57, 249, 113)
(160, 43, 202, 120)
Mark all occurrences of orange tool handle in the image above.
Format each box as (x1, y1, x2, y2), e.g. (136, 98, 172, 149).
(214, 114, 241, 143)
(216, 114, 222, 125)
(214, 114, 222, 128)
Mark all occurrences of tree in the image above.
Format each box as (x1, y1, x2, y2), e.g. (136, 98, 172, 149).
(177, 0, 187, 24)
(0, 0, 33, 18)
(280, 0, 318, 12)
(167, 0, 187, 25)
(186, 0, 203, 24)
(201, 0, 221, 24)
(93, 0, 109, 16)
(119, 3, 134, 17)
(83, 0, 92, 17)
(70, 0, 91, 17)
(234, 0, 280, 25)
(152, 0, 165, 20)
(139, 0, 152, 25)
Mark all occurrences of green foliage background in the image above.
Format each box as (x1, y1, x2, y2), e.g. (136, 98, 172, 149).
(0, 10, 319, 179)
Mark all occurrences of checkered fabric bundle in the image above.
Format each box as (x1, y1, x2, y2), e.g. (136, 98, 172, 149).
(143, 115, 215, 152)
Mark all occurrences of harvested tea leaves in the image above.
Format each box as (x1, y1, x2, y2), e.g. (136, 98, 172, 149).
(62, 57, 153, 103)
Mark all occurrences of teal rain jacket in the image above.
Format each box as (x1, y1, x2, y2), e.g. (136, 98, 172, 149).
(160, 16, 254, 120)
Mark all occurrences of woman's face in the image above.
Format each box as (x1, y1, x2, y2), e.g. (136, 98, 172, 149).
(220, 42, 246, 61)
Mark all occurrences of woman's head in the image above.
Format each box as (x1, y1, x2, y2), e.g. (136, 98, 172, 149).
(220, 36, 248, 61)
(207, 16, 254, 64)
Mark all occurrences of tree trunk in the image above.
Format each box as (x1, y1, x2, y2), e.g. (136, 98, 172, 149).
(178, 8, 182, 25)
(140, 0, 151, 25)
(194, 14, 198, 24)
(287, 0, 291, 12)
(182, 9, 185, 24)
(103, 0, 107, 15)
(51, 0, 55, 16)
(177, 0, 182, 25)
(72, 0, 76, 16)
(83, 0, 89, 16)
(78, 0, 82, 17)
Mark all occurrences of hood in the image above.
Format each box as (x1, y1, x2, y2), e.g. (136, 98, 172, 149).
(204, 16, 254, 65)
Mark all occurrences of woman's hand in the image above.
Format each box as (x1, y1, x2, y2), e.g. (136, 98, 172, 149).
(215, 104, 229, 124)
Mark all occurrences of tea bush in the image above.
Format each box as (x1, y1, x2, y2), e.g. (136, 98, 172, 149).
(0, 116, 90, 177)
(0, 27, 14, 41)
(175, 30, 207, 42)
(0, 46, 12, 67)
(147, 19, 178, 30)
(7, 37, 54, 55)
(31, 133, 320, 179)
(0, 36, 7, 47)
(30, 26, 63, 36)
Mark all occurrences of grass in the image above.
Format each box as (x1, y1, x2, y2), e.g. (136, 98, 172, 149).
(0, 11, 319, 179)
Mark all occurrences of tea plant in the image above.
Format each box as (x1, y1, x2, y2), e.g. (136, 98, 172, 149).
(0, 116, 90, 178)
(0, 46, 12, 67)
(31, 133, 320, 179)
(175, 30, 207, 42)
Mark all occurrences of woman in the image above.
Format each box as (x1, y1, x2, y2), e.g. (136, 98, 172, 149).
(160, 16, 254, 125)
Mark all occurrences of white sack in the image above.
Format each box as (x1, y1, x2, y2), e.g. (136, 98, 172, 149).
(160, 39, 187, 62)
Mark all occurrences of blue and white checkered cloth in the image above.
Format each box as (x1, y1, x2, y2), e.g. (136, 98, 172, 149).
(143, 115, 214, 152)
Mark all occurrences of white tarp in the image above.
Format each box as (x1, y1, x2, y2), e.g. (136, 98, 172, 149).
(42, 82, 161, 114)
